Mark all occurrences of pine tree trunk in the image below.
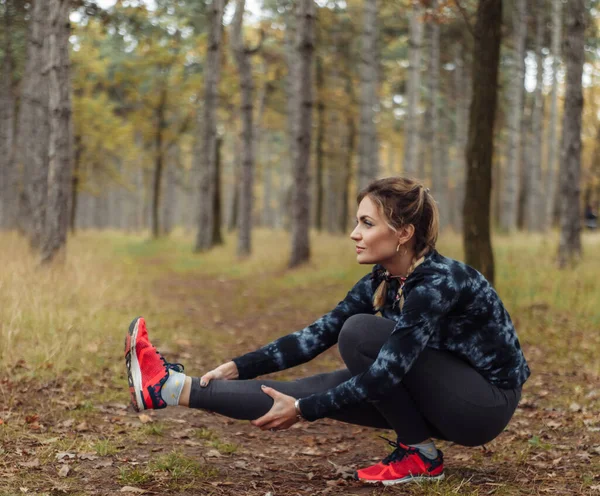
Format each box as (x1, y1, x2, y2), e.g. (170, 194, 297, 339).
(453, 43, 470, 232)
(314, 55, 325, 231)
(557, 0, 585, 268)
(463, 0, 503, 285)
(525, 0, 544, 232)
(500, 0, 526, 232)
(41, 0, 72, 264)
(0, 0, 16, 230)
(357, 0, 379, 189)
(429, 2, 447, 229)
(284, 13, 298, 186)
(231, 0, 257, 257)
(151, 88, 167, 239)
(403, 1, 423, 177)
(213, 136, 223, 245)
(16, 0, 50, 248)
(289, 0, 315, 268)
(195, 0, 225, 252)
(544, 0, 562, 231)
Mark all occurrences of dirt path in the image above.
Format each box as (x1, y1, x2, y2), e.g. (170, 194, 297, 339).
(1, 269, 599, 495)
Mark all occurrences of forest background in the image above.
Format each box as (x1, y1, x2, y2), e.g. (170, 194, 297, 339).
(0, 0, 600, 495)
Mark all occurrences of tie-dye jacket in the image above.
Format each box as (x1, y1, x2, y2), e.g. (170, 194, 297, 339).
(232, 250, 531, 422)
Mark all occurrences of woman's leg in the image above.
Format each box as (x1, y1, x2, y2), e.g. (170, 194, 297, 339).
(186, 369, 391, 429)
(338, 314, 521, 447)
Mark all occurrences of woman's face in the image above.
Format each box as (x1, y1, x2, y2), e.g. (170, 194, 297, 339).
(350, 196, 398, 265)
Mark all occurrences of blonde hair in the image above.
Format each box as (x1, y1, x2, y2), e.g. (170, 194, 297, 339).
(357, 177, 440, 310)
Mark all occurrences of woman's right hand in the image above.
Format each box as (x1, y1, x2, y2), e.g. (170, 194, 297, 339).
(200, 361, 239, 387)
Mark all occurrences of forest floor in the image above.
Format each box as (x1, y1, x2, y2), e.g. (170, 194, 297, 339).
(0, 230, 599, 496)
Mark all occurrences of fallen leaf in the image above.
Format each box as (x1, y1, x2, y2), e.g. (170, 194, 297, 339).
(205, 449, 222, 458)
(120, 487, 146, 493)
(94, 460, 114, 469)
(59, 419, 74, 429)
(327, 460, 355, 479)
(25, 415, 39, 424)
(75, 422, 89, 432)
(138, 414, 152, 424)
(298, 447, 323, 456)
(58, 465, 70, 477)
(56, 452, 76, 462)
(19, 459, 40, 468)
(569, 402, 582, 412)
(78, 453, 98, 461)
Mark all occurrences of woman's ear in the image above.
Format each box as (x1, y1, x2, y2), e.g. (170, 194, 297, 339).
(397, 224, 415, 245)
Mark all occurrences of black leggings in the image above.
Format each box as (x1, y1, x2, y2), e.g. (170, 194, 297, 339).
(189, 314, 521, 446)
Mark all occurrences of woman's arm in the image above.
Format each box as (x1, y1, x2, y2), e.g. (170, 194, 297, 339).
(297, 276, 459, 421)
(231, 271, 376, 380)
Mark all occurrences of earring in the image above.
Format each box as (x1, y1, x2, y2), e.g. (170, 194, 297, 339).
(396, 243, 407, 256)
(396, 243, 401, 253)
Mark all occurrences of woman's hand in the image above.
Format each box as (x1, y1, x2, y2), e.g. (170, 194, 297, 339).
(252, 386, 299, 431)
(200, 361, 239, 387)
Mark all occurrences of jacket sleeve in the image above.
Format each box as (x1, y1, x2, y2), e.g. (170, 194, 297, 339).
(231, 271, 376, 380)
(297, 276, 459, 421)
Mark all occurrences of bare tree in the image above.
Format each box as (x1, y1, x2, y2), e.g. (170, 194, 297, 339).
(357, 0, 379, 189)
(499, 0, 526, 233)
(557, 0, 585, 268)
(525, 0, 544, 232)
(403, 0, 424, 177)
(0, 0, 16, 229)
(429, 1, 447, 229)
(231, 0, 262, 257)
(463, 0, 503, 285)
(289, 0, 315, 268)
(41, 0, 73, 263)
(543, 0, 562, 231)
(195, 0, 225, 252)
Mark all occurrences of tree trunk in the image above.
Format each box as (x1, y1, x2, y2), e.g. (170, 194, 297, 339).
(429, 2, 447, 229)
(162, 144, 178, 236)
(463, 0, 502, 285)
(403, 1, 423, 177)
(289, 0, 315, 268)
(340, 113, 356, 234)
(525, 0, 544, 232)
(151, 87, 167, 239)
(314, 54, 325, 231)
(0, 0, 16, 230)
(544, 0, 562, 231)
(70, 134, 81, 234)
(284, 12, 298, 191)
(195, 0, 225, 252)
(41, 0, 72, 264)
(557, 0, 585, 268)
(213, 136, 223, 245)
(231, 0, 258, 257)
(357, 0, 379, 189)
(499, 0, 526, 233)
(453, 43, 470, 232)
(16, 0, 50, 248)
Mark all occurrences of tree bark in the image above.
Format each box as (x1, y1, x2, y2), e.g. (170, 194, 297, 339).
(231, 0, 258, 257)
(357, 0, 379, 189)
(314, 54, 325, 230)
(213, 136, 223, 245)
(16, 0, 50, 247)
(195, 0, 225, 252)
(289, 0, 315, 268)
(0, 0, 16, 229)
(151, 87, 167, 239)
(557, 0, 585, 268)
(453, 43, 470, 232)
(463, 0, 502, 285)
(429, 1, 447, 229)
(41, 0, 73, 263)
(403, 0, 423, 177)
(543, 0, 562, 231)
(499, 0, 526, 233)
(525, 0, 544, 232)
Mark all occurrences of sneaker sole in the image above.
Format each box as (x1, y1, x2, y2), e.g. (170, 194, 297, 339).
(124, 316, 145, 412)
(358, 473, 445, 486)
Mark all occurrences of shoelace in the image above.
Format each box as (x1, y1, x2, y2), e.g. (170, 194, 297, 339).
(379, 436, 414, 465)
(157, 351, 185, 373)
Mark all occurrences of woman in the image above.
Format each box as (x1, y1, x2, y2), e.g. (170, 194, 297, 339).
(125, 177, 530, 486)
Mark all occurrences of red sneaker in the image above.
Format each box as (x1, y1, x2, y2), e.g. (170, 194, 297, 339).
(355, 438, 444, 485)
(124, 317, 170, 411)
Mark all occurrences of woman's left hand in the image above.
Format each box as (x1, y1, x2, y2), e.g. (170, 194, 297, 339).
(251, 385, 299, 431)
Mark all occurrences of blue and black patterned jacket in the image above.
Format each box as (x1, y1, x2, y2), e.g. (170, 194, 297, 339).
(232, 250, 531, 422)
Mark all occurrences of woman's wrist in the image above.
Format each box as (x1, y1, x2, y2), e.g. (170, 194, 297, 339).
(294, 399, 304, 420)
